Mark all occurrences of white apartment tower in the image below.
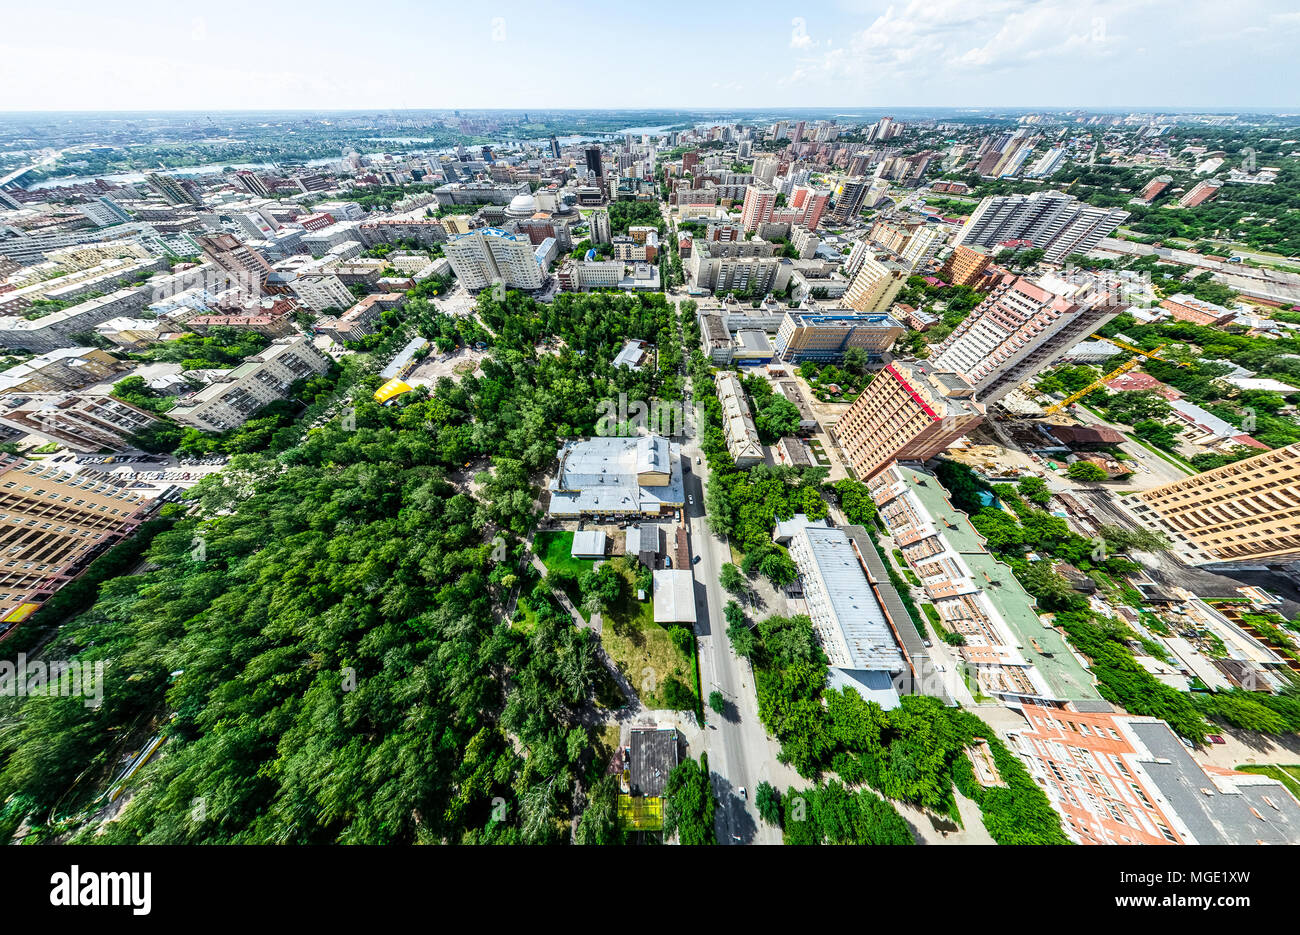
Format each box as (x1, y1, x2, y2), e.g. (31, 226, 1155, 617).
(927, 272, 1126, 403)
(444, 228, 545, 291)
(952, 190, 1129, 262)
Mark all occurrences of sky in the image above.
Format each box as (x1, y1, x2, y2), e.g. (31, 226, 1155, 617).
(3, 0, 1299, 112)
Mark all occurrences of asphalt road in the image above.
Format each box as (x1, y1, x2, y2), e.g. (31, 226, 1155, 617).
(679, 371, 794, 845)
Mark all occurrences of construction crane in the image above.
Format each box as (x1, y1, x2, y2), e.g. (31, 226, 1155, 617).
(1043, 357, 1141, 414)
(1041, 335, 1186, 415)
(1095, 334, 1189, 367)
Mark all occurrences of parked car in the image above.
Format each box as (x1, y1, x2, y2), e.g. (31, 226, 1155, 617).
(1208, 734, 1226, 745)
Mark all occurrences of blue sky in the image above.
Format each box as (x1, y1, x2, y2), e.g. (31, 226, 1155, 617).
(3, 0, 1298, 111)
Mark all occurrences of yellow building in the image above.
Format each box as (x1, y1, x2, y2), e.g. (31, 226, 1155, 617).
(1124, 443, 1300, 566)
(843, 255, 906, 314)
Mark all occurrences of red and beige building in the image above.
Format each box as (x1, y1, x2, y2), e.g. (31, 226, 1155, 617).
(1007, 703, 1300, 845)
(833, 360, 985, 480)
(927, 272, 1125, 404)
(0, 454, 155, 633)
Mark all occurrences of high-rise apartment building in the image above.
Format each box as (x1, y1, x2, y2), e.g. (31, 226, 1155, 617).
(939, 245, 993, 287)
(146, 172, 203, 207)
(587, 208, 611, 245)
(1123, 444, 1300, 568)
(834, 359, 985, 480)
(740, 185, 777, 232)
(897, 225, 946, 272)
(195, 233, 273, 295)
(843, 255, 906, 314)
(584, 145, 603, 177)
(169, 336, 329, 433)
(830, 179, 870, 224)
(444, 228, 545, 291)
(1025, 147, 1067, 179)
(952, 191, 1129, 262)
(927, 272, 1125, 403)
(0, 454, 155, 631)
(751, 154, 779, 184)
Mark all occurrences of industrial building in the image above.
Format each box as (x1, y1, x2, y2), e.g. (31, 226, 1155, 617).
(546, 435, 685, 518)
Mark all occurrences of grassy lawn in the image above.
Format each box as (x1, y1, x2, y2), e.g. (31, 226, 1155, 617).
(600, 558, 697, 711)
(534, 530, 596, 619)
(1234, 764, 1300, 802)
(535, 530, 597, 579)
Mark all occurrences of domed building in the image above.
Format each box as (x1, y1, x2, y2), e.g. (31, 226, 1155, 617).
(504, 192, 538, 221)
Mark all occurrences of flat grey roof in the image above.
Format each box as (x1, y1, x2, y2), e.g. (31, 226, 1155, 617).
(802, 526, 905, 672)
(629, 727, 679, 798)
(548, 435, 684, 517)
(1131, 721, 1300, 845)
(653, 569, 697, 624)
(571, 530, 607, 557)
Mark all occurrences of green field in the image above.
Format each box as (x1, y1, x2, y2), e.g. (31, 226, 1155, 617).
(534, 530, 598, 579)
(600, 558, 697, 711)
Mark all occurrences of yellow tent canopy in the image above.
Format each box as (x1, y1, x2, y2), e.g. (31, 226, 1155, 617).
(374, 378, 413, 404)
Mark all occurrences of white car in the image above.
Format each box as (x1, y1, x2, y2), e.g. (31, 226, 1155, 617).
(688, 495, 694, 505)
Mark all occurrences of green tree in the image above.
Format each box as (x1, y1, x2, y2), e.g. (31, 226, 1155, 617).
(663, 754, 716, 845)
(719, 562, 745, 594)
(1066, 461, 1109, 482)
(755, 781, 781, 825)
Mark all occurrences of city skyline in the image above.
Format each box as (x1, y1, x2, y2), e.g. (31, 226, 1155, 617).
(3, 0, 1299, 112)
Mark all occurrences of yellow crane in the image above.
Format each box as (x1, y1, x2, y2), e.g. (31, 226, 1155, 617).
(1098, 334, 1188, 367)
(1043, 357, 1141, 414)
(1040, 336, 1185, 415)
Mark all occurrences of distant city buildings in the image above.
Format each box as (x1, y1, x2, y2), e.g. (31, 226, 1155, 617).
(740, 184, 829, 232)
